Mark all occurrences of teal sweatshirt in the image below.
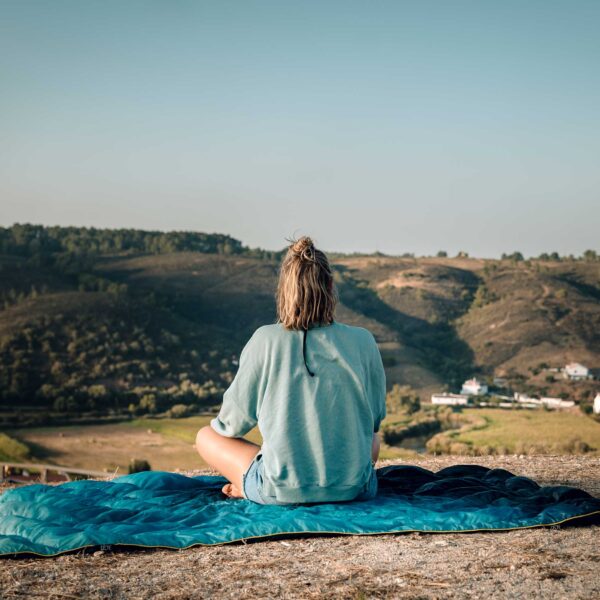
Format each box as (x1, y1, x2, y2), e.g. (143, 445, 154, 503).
(210, 320, 387, 503)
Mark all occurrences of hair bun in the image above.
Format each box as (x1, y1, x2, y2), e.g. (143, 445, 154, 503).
(291, 236, 316, 263)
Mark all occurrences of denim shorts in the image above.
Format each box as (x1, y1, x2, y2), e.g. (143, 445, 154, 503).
(241, 451, 379, 506)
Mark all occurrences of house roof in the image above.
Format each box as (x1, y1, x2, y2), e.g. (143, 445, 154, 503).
(565, 362, 588, 370)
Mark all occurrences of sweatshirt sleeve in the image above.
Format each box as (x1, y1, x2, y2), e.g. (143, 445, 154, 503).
(368, 332, 387, 433)
(210, 330, 264, 438)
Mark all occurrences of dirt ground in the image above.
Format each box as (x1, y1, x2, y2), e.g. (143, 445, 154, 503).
(1, 455, 599, 599)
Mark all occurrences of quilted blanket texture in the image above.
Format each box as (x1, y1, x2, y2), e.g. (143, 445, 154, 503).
(1, 464, 599, 557)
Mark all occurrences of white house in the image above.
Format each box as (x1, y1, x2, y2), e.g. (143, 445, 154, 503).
(514, 393, 575, 410)
(431, 393, 471, 406)
(514, 393, 544, 408)
(594, 393, 600, 414)
(563, 362, 590, 381)
(461, 378, 489, 396)
(540, 397, 575, 409)
(514, 393, 542, 405)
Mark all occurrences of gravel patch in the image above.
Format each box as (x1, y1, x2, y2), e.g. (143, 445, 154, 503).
(1, 455, 599, 599)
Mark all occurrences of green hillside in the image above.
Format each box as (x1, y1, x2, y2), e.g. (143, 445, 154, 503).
(1, 223, 599, 425)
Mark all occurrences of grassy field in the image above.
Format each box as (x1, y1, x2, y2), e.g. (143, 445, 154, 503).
(8, 420, 211, 473)
(133, 414, 416, 460)
(5, 413, 412, 472)
(0, 432, 31, 461)
(446, 408, 600, 455)
(6, 409, 599, 473)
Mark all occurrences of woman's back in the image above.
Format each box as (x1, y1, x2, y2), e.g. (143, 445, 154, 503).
(210, 320, 387, 504)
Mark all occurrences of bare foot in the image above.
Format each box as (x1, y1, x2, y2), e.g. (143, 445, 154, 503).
(222, 482, 244, 499)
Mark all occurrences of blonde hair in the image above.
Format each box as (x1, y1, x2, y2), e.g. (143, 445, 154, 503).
(276, 235, 338, 330)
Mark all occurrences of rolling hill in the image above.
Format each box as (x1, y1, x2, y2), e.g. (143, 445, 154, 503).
(1, 224, 598, 424)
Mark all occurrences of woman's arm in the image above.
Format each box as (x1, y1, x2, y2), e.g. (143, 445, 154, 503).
(368, 332, 387, 434)
(371, 431, 381, 463)
(210, 330, 265, 438)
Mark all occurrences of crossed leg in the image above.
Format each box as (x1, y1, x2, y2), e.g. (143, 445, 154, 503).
(195, 426, 381, 499)
(195, 426, 261, 499)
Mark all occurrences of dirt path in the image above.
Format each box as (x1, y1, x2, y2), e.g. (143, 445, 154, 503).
(534, 279, 555, 316)
(1, 455, 599, 599)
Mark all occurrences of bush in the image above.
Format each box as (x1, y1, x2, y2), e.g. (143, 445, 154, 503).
(0, 433, 31, 461)
(560, 438, 593, 454)
(382, 355, 398, 367)
(88, 384, 108, 399)
(139, 394, 157, 414)
(166, 403, 192, 418)
(425, 433, 451, 454)
(448, 442, 470, 455)
(382, 417, 440, 445)
(473, 445, 494, 456)
(386, 384, 421, 415)
(128, 459, 151, 474)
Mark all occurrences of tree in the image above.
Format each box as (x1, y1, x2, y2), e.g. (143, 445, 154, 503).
(472, 283, 497, 308)
(436, 250, 447, 257)
(166, 403, 193, 418)
(386, 384, 421, 415)
(88, 384, 108, 400)
(501, 252, 523, 262)
(139, 393, 157, 414)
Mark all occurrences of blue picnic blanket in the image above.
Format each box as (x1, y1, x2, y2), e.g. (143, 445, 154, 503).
(1, 464, 599, 557)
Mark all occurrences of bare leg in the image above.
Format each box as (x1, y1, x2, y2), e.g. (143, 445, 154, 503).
(196, 426, 380, 498)
(195, 426, 260, 498)
(372, 432, 381, 463)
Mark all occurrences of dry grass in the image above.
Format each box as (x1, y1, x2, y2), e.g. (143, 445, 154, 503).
(10, 422, 205, 473)
(456, 409, 600, 455)
(9, 418, 411, 473)
(1, 455, 599, 599)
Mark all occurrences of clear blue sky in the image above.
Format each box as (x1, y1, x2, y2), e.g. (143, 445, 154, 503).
(1, 0, 599, 257)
